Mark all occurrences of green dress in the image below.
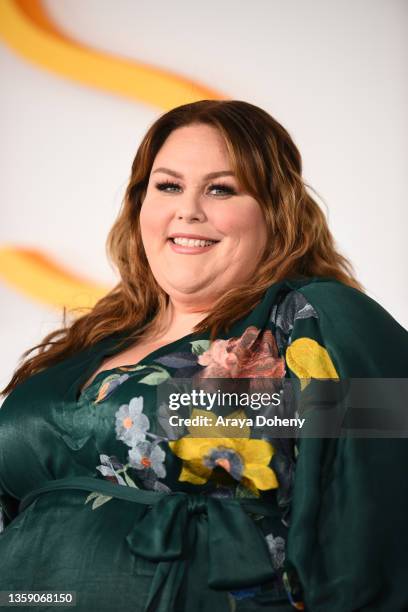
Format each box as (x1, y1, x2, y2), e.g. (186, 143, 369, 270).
(1, 277, 408, 611)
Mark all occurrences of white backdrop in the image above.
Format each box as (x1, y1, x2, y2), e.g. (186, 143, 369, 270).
(1, 0, 407, 394)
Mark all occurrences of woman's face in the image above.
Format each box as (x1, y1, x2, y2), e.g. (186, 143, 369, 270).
(140, 123, 268, 309)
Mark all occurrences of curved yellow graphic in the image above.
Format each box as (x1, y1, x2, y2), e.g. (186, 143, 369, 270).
(14, 0, 73, 42)
(0, 246, 109, 311)
(0, 0, 224, 109)
(0, 0, 227, 311)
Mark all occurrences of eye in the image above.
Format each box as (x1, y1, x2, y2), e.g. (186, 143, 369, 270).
(155, 181, 237, 196)
(208, 183, 237, 196)
(155, 181, 181, 193)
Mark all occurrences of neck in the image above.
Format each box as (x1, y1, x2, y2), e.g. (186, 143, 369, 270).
(150, 298, 209, 341)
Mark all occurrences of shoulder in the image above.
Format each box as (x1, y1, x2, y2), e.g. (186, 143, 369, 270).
(293, 278, 392, 318)
(0, 365, 56, 418)
(1, 333, 122, 413)
(293, 278, 407, 341)
(281, 277, 408, 377)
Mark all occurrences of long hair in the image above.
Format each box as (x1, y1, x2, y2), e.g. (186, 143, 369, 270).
(1, 99, 362, 397)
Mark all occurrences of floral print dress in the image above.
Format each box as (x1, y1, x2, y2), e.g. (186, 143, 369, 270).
(1, 277, 408, 612)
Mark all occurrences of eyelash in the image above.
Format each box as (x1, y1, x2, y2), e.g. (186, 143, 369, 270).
(154, 180, 237, 196)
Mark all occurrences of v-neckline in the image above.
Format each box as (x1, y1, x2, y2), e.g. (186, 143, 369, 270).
(65, 278, 316, 404)
(71, 329, 204, 403)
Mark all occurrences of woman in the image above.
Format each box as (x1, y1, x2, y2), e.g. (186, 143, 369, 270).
(0, 100, 407, 612)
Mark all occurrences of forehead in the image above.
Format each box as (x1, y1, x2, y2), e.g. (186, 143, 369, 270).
(155, 124, 230, 161)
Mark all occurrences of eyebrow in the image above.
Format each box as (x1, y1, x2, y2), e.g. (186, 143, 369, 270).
(151, 167, 235, 180)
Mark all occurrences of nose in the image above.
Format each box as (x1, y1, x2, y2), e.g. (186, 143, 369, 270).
(175, 194, 206, 222)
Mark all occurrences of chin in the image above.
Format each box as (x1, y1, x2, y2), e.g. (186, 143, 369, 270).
(169, 283, 206, 295)
(163, 279, 214, 297)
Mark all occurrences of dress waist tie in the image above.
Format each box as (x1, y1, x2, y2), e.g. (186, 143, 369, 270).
(19, 476, 280, 612)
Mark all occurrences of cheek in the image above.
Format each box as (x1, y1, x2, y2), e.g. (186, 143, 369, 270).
(211, 208, 243, 236)
(215, 203, 265, 240)
(140, 198, 168, 240)
(242, 204, 267, 242)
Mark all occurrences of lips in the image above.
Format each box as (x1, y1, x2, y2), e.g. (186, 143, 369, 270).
(168, 233, 220, 242)
(167, 237, 219, 254)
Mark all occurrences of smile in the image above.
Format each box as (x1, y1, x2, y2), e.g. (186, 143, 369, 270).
(167, 237, 219, 254)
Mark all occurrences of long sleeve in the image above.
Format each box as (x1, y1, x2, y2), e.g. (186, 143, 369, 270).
(277, 282, 408, 611)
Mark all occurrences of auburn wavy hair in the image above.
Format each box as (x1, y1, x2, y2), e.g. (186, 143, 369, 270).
(2, 99, 362, 397)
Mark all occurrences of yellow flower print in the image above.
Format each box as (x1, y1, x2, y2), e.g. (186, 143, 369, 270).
(168, 436, 278, 494)
(286, 337, 339, 389)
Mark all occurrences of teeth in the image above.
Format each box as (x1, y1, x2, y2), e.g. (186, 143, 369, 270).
(172, 237, 216, 247)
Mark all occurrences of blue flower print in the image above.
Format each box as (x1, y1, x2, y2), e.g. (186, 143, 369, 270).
(128, 440, 166, 479)
(203, 447, 244, 481)
(115, 396, 150, 447)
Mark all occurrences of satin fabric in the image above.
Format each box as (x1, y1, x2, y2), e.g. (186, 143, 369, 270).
(19, 475, 283, 611)
(1, 277, 408, 611)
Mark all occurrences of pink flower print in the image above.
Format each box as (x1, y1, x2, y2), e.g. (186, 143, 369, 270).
(197, 326, 285, 379)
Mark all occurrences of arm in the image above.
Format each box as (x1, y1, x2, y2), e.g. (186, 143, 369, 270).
(279, 284, 408, 612)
